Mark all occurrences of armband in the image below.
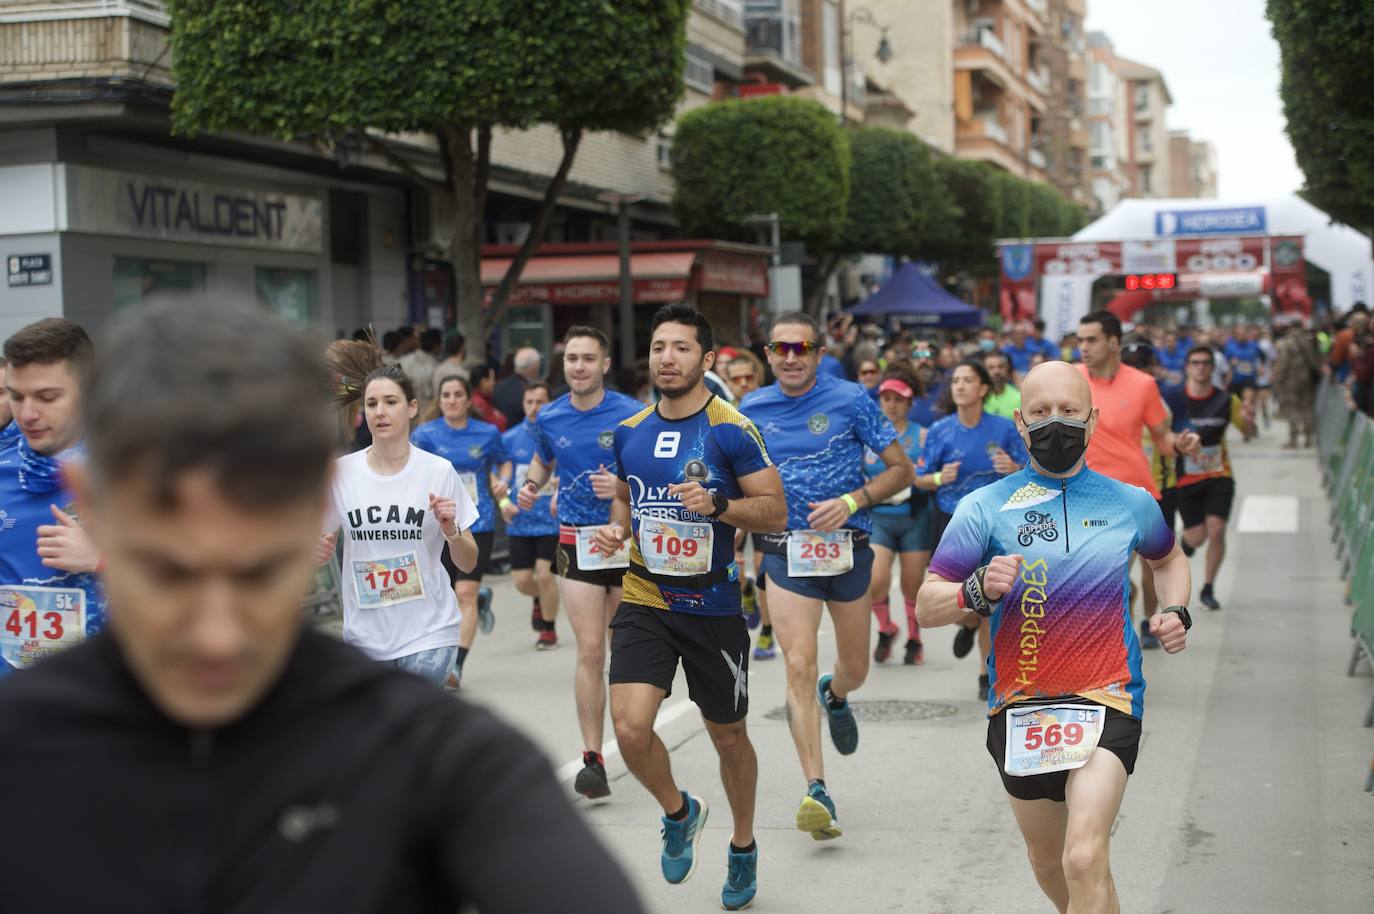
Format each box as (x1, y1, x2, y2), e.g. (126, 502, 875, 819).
(960, 565, 999, 618)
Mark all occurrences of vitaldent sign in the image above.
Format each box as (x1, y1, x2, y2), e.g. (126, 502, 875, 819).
(1154, 207, 1266, 237)
(64, 165, 323, 253)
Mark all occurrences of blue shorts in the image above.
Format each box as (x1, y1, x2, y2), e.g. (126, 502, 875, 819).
(761, 545, 874, 604)
(869, 505, 935, 553)
(385, 644, 458, 686)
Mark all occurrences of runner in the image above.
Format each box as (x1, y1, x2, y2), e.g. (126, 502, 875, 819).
(1256, 326, 1277, 428)
(1075, 311, 1200, 645)
(517, 326, 643, 800)
(864, 371, 934, 666)
(1223, 324, 1264, 422)
(411, 375, 508, 686)
(914, 359, 1027, 699)
(319, 343, 480, 685)
(0, 305, 643, 913)
(917, 361, 1192, 914)
(500, 381, 561, 650)
(595, 304, 784, 910)
(1167, 345, 1255, 611)
(982, 349, 1022, 419)
(739, 311, 915, 841)
(724, 352, 777, 658)
(0, 319, 105, 676)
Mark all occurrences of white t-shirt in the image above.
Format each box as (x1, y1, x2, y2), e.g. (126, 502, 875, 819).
(323, 447, 478, 661)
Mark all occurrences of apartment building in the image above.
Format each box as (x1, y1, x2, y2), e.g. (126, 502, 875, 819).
(1168, 130, 1220, 198)
(1116, 56, 1172, 199)
(1041, 0, 1093, 210)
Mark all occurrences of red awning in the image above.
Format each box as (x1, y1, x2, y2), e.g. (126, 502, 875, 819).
(482, 252, 697, 306)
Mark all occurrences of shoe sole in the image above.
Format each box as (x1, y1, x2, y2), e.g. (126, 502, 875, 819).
(722, 894, 756, 911)
(574, 771, 612, 800)
(536, 640, 560, 651)
(664, 798, 709, 885)
(796, 797, 842, 840)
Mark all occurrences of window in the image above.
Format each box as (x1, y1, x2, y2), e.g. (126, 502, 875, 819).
(255, 267, 318, 326)
(1134, 83, 1149, 111)
(1091, 121, 1110, 152)
(656, 133, 674, 171)
(1090, 62, 1106, 93)
(1140, 130, 1152, 153)
(113, 258, 206, 310)
(822, 0, 842, 97)
(685, 49, 715, 94)
(1139, 165, 1153, 194)
(1091, 155, 1107, 169)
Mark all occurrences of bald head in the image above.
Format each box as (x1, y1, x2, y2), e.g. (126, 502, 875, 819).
(1021, 361, 1092, 414)
(1016, 361, 1098, 476)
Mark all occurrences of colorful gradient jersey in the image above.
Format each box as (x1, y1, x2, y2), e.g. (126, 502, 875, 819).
(530, 389, 643, 527)
(740, 374, 897, 534)
(928, 466, 1176, 719)
(614, 397, 772, 616)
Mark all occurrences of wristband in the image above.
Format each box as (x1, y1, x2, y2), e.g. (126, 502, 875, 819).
(499, 496, 513, 510)
(443, 527, 463, 543)
(960, 565, 1000, 618)
(932, 471, 943, 487)
(840, 493, 859, 515)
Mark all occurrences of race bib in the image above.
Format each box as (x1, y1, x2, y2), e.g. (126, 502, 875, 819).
(515, 464, 556, 497)
(638, 516, 713, 576)
(351, 552, 426, 609)
(457, 472, 481, 508)
(1183, 444, 1223, 476)
(0, 585, 86, 670)
(575, 525, 630, 570)
(787, 529, 854, 577)
(1234, 359, 1253, 375)
(1003, 704, 1105, 777)
(1166, 369, 1184, 386)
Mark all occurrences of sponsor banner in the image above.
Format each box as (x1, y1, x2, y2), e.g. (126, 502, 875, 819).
(1041, 274, 1096, 345)
(1155, 206, 1266, 236)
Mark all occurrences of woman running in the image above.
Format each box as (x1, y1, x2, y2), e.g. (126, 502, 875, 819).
(411, 374, 509, 687)
(865, 370, 934, 666)
(915, 359, 1026, 699)
(319, 343, 479, 686)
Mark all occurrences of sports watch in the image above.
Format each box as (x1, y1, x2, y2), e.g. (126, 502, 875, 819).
(708, 491, 729, 518)
(1161, 605, 1193, 631)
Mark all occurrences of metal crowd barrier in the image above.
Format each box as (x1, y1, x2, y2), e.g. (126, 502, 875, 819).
(1314, 380, 1374, 791)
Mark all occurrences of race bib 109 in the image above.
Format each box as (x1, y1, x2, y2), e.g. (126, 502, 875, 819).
(638, 516, 713, 576)
(0, 585, 86, 670)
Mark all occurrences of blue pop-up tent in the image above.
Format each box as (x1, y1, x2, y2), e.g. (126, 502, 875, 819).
(848, 263, 983, 327)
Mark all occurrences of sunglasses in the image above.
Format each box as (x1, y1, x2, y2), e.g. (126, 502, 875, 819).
(912, 349, 934, 359)
(765, 340, 818, 357)
(859, 367, 880, 375)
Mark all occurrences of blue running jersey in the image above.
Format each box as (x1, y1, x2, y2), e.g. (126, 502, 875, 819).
(614, 397, 772, 616)
(929, 467, 1175, 718)
(502, 421, 557, 537)
(864, 423, 925, 517)
(411, 418, 507, 533)
(0, 437, 106, 675)
(1223, 339, 1262, 384)
(917, 413, 1028, 514)
(740, 374, 898, 534)
(531, 389, 644, 527)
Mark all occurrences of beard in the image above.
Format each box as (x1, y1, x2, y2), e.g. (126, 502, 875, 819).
(654, 364, 704, 400)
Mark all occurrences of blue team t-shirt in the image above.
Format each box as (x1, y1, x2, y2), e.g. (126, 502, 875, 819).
(501, 421, 557, 538)
(614, 396, 772, 616)
(1001, 343, 1041, 375)
(530, 389, 644, 527)
(1223, 339, 1263, 384)
(917, 412, 1028, 514)
(863, 422, 925, 516)
(0, 436, 106, 675)
(411, 417, 507, 533)
(740, 373, 898, 534)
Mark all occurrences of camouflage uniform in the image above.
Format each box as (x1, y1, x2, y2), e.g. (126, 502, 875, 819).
(1274, 331, 1320, 447)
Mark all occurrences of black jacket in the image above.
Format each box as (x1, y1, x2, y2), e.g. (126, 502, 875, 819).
(0, 629, 643, 914)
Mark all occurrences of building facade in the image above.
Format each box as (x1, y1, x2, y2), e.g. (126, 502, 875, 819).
(1115, 56, 1173, 200)
(1168, 130, 1219, 198)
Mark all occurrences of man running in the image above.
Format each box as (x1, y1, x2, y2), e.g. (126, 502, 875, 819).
(982, 349, 1022, 419)
(501, 381, 561, 649)
(0, 305, 643, 913)
(596, 304, 785, 910)
(1167, 345, 1255, 611)
(518, 327, 643, 799)
(740, 312, 914, 840)
(917, 360, 1192, 914)
(0, 319, 104, 676)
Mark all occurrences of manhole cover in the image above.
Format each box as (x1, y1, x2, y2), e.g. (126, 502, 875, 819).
(762, 700, 958, 723)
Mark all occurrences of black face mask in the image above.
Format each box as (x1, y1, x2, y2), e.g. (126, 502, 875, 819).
(1022, 415, 1089, 475)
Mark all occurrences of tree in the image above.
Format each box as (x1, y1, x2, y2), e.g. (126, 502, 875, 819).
(993, 170, 1032, 240)
(929, 158, 1002, 278)
(165, 0, 691, 347)
(671, 95, 849, 313)
(1268, 0, 1374, 230)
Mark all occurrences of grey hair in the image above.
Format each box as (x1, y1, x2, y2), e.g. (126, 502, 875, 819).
(83, 305, 336, 508)
(514, 347, 541, 372)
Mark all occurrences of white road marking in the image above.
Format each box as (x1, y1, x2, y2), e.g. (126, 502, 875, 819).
(1235, 495, 1299, 533)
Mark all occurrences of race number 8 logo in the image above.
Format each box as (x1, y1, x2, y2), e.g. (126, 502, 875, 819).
(654, 431, 681, 459)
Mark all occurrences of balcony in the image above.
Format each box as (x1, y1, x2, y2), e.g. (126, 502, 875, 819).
(1026, 66, 1050, 96)
(0, 0, 169, 25)
(960, 27, 1006, 60)
(694, 0, 744, 31)
(1028, 148, 1047, 170)
(744, 8, 813, 87)
(956, 29, 1013, 92)
(957, 111, 1024, 175)
(0, 0, 173, 87)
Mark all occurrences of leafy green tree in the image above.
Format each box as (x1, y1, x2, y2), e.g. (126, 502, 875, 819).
(166, 0, 691, 345)
(928, 158, 1002, 277)
(993, 170, 1032, 240)
(1268, 0, 1374, 230)
(671, 96, 849, 314)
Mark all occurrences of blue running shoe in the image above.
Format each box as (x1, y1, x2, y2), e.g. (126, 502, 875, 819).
(477, 586, 495, 634)
(721, 844, 758, 910)
(752, 632, 777, 660)
(741, 577, 760, 630)
(661, 792, 709, 884)
(795, 783, 841, 840)
(816, 674, 858, 755)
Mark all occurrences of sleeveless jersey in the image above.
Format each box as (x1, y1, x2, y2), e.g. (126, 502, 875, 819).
(530, 389, 643, 527)
(1165, 386, 1247, 487)
(929, 467, 1176, 719)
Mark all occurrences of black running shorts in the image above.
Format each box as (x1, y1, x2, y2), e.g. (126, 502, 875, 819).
(1156, 489, 1178, 531)
(985, 702, 1141, 803)
(508, 534, 557, 571)
(555, 542, 626, 591)
(442, 530, 494, 585)
(609, 602, 750, 724)
(1177, 476, 1236, 528)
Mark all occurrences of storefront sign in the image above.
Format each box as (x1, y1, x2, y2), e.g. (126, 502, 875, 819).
(65, 166, 323, 253)
(492, 277, 689, 307)
(695, 251, 768, 296)
(7, 253, 52, 287)
(1154, 207, 1266, 236)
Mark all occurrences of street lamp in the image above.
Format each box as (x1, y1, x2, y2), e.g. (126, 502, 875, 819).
(597, 191, 645, 366)
(841, 7, 893, 126)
